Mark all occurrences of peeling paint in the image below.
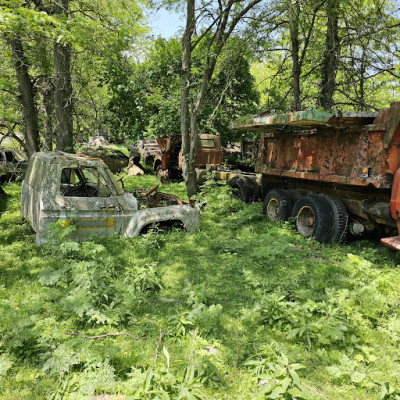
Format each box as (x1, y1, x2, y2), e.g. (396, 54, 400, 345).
(21, 151, 200, 245)
(233, 104, 400, 190)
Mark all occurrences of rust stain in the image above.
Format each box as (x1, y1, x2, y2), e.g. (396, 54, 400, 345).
(251, 103, 400, 190)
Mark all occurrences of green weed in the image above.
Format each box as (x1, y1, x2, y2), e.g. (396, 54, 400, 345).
(0, 179, 400, 399)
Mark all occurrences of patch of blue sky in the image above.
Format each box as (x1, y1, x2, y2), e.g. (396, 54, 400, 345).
(147, 8, 184, 38)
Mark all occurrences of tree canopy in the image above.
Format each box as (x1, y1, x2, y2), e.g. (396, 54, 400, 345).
(0, 0, 399, 158)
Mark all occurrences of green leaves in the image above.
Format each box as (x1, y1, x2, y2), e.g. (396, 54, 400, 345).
(250, 353, 309, 400)
(3, 178, 400, 398)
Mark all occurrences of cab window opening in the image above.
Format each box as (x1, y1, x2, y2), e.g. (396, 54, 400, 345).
(60, 167, 112, 198)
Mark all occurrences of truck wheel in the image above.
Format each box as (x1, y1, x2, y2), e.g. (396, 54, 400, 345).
(228, 176, 256, 203)
(323, 196, 348, 243)
(292, 195, 332, 242)
(263, 189, 293, 222)
(243, 176, 260, 202)
(287, 189, 301, 204)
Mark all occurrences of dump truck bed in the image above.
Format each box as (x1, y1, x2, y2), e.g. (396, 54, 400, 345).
(232, 103, 400, 190)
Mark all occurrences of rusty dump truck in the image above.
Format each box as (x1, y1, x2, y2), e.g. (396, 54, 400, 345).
(231, 102, 400, 250)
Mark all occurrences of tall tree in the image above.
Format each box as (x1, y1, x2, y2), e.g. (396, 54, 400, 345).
(180, 0, 195, 194)
(318, 0, 340, 110)
(9, 35, 39, 158)
(54, 0, 73, 152)
(181, 0, 264, 196)
(286, 0, 301, 110)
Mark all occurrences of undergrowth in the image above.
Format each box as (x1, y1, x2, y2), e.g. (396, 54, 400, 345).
(1, 176, 400, 399)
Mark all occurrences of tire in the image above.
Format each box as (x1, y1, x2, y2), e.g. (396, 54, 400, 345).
(291, 194, 333, 242)
(243, 177, 260, 202)
(323, 196, 348, 243)
(263, 189, 294, 222)
(287, 189, 301, 204)
(228, 176, 258, 203)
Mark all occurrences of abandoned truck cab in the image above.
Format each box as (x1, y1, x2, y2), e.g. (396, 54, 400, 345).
(21, 152, 200, 245)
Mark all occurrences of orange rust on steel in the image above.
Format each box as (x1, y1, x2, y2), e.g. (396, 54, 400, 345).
(255, 103, 400, 189)
(178, 134, 223, 169)
(260, 167, 385, 188)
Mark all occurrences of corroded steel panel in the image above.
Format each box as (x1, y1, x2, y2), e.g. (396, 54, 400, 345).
(195, 135, 223, 167)
(241, 103, 400, 189)
(231, 110, 378, 131)
(158, 134, 223, 172)
(21, 152, 201, 245)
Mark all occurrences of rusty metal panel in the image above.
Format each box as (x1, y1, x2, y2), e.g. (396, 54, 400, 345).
(21, 152, 201, 245)
(232, 110, 378, 131)
(236, 103, 400, 189)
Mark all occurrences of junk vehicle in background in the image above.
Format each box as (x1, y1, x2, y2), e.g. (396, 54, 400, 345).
(230, 102, 400, 250)
(132, 140, 162, 165)
(149, 134, 259, 196)
(153, 134, 223, 181)
(0, 147, 27, 183)
(21, 152, 200, 245)
(77, 147, 129, 173)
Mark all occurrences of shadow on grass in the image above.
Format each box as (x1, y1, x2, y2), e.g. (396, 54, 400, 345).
(0, 185, 8, 213)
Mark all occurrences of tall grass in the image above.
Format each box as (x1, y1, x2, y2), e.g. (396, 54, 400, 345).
(0, 177, 399, 399)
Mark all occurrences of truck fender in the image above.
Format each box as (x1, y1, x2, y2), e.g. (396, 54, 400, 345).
(124, 205, 201, 236)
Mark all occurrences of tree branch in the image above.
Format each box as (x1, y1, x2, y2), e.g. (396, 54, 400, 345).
(0, 122, 26, 151)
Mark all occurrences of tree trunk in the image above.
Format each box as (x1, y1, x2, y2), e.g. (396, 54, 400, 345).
(54, 0, 73, 152)
(181, 0, 196, 197)
(319, 0, 340, 111)
(42, 80, 54, 151)
(180, 0, 261, 197)
(9, 36, 40, 159)
(287, 0, 301, 110)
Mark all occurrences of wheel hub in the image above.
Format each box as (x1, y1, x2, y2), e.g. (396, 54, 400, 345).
(297, 206, 315, 237)
(266, 198, 280, 221)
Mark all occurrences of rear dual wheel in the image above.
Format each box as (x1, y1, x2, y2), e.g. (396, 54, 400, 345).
(263, 189, 293, 222)
(229, 176, 259, 203)
(291, 194, 348, 243)
(264, 189, 348, 243)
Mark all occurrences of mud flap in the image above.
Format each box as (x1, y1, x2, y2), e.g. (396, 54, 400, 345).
(381, 236, 400, 251)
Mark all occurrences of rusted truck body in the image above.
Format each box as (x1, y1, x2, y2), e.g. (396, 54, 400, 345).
(153, 134, 223, 181)
(77, 147, 129, 173)
(232, 102, 400, 250)
(135, 140, 162, 165)
(21, 152, 200, 245)
(0, 147, 27, 183)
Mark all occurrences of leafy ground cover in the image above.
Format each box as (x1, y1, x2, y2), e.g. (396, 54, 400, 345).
(1, 175, 400, 399)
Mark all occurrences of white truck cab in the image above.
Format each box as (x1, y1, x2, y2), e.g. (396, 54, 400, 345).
(21, 151, 200, 245)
